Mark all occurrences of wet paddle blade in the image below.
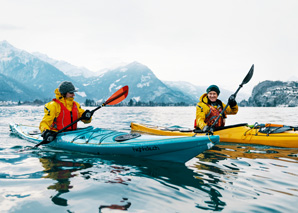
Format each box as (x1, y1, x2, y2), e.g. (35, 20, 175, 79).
(105, 85, 129, 105)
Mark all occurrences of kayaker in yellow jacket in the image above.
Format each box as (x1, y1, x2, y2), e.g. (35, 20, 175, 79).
(195, 85, 238, 132)
(39, 81, 93, 143)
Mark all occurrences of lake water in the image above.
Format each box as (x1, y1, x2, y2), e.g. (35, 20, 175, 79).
(1, 106, 298, 212)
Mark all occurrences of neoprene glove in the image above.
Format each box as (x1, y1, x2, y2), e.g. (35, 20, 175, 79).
(41, 130, 57, 142)
(203, 125, 210, 132)
(81, 110, 93, 120)
(228, 95, 237, 107)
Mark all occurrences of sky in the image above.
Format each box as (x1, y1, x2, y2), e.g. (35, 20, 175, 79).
(1, 0, 298, 95)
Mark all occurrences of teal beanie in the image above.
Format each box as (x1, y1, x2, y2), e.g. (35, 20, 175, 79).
(206, 85, 220, 95)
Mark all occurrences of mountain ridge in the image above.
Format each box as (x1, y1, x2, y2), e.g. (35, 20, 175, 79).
(0, 41, 197, 104)
(1, 40, 297, 107)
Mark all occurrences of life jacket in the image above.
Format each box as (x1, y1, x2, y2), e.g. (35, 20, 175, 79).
(50, 99, 79, 131)
(204, 104, 225, 128)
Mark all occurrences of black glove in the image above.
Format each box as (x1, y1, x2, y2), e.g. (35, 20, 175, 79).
(228, 95, 237, 107)
(41, 130, 57, 142)
(81, 110, 93, 120)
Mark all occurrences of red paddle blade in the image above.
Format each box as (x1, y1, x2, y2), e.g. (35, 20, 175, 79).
(105, 85, 129, 105)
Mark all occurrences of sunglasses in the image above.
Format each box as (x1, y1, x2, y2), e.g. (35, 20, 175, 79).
(68, 92, 74, 94)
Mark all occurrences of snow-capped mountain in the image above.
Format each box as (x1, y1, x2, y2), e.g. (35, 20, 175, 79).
(0, 73, 41, 101)
(32, 52, 97, 78)
(163, 81, 205, 102)
(0, 41, 195, 104)
(81, 61, 195, 103)
(0, 41, 89, 102)
(248, 80, 298, 107)
(0, 40, 250, 104)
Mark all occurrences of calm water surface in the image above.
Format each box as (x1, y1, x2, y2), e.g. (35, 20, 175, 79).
(1, 106, 298, 212)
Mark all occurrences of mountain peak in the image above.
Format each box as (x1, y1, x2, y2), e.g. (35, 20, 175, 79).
(0, 40, 18, 52)
(0, 40, 12, 46)
(0, 40, 36, 63)
(120, 62, 154, 76)
(126, 61, 148, 69)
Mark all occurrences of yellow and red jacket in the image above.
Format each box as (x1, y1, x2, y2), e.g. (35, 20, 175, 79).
(195, 93, 238, 130)
(39, 88, 91, 133)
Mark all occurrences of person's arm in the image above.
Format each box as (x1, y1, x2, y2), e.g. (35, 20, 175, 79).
(195, 103, 209, 130)
(39, 102, 59, 132)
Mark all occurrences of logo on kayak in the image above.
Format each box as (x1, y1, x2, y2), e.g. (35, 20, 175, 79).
(133, 146, 160, 152)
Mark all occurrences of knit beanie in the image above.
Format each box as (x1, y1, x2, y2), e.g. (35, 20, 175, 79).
(206, 85, 220, 95)
(58, 81, 78, 94)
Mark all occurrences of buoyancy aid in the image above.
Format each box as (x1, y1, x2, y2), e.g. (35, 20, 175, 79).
(50, 99, 79, 131)
(205, 104, 225, 128)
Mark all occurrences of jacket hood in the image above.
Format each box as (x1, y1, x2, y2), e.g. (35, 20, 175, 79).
(54, 88, 74, 103)
(55, 88, 63, 100)
(199, 93, 208, 104)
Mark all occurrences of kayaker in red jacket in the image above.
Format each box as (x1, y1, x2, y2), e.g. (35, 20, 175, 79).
(195, 85, 238, 132)
(39, 81, 93, 143)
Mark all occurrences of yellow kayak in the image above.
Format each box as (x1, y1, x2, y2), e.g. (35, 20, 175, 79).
(130, 122, 298, 148)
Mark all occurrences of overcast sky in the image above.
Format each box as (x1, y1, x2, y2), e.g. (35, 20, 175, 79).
(1, 0, 298, 95)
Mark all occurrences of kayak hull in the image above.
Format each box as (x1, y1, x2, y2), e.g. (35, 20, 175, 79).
(9, 123, 219, 163)
(130, 123, 298, 148)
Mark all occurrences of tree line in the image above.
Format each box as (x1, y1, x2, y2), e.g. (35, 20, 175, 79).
(8, 98, 193, 107)
(85, 99, 193, 107)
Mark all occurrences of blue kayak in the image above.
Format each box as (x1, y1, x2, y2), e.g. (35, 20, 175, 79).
(9, 123, 219, 164)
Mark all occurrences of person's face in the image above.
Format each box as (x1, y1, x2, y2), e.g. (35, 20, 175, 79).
(66, 92, 75, 98)
(207, 91, 218, 102)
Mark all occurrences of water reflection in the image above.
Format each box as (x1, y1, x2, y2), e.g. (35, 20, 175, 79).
(199, 144, 298, 161)
(39, 154, 93, 206)
(36, 151, 228, 211)
(98, 198, 131, 212)
(193, 144, 298, 212)
(100, 156, 227, 211)
(37, 143, 298, 211)
(1, 142, 297, 212)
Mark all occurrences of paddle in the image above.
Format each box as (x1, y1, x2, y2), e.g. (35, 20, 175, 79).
(35, 85, 129, 148)
(207, 64, 254, 134)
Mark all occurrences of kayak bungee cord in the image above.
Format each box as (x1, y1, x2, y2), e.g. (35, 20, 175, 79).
(207, 134, 217, 144)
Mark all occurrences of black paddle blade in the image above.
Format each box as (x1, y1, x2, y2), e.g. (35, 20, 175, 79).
(34, 139, 47, 148)
(241, 64, 254, 85)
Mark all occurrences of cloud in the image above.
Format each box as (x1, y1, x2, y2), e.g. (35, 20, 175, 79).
(1, 0, 298, 95)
